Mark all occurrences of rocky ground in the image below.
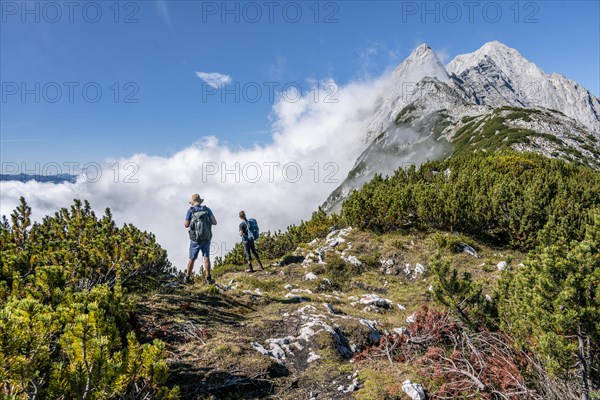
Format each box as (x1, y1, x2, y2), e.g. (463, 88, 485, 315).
(134, 228, 525, 399)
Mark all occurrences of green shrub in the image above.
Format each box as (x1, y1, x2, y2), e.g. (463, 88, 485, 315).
(0, 198, 178, 399)
(431, 233, 478, 254)
(498, 211, 600, 395)
(342, 151, 599, 250)
(358, 253, 381, 269)
(216, 208, 343, 266)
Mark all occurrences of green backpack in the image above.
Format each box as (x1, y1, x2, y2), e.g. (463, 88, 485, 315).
(189, 208, 212, 242)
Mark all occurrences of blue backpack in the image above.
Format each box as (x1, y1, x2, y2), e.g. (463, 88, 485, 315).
(246, 218, 260, 241)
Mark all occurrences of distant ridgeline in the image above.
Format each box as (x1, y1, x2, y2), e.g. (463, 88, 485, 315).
(0, 173, 77, 184)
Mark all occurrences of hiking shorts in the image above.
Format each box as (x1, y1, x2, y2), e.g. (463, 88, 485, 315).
(189, 240, 210, 260)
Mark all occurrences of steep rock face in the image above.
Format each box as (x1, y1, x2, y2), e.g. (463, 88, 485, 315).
(322, 41, 600, 213)
(366, 44, 449, 142)
(447, 41, 600, 134)
(323, 78, 465, 213)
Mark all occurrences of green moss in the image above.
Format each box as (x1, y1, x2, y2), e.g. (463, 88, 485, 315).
(237, 275, 281, 293)
(355, 367, 409, 400)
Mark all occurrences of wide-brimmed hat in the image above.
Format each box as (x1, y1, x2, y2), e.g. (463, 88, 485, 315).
(189, 193, 204, 206)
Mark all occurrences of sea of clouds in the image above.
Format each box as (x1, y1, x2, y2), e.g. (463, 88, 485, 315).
(1, 76, 393, 269)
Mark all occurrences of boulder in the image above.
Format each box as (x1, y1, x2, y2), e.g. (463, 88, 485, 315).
(292, 288, 313, 294)
(345, 255, 362, 267)
(284, 293, 309, 302)
(323, 303, 338, 315)
(458, 242, 479, 258)
(414, 263, 426, 275)
(393, 327, 409, 336)
(379, 258, 401, 275)
(251, 341, 286, 360)
(497, 261, 507, 271)
(317, 250, 325, 264)
(242, 288, 263, 296)
(306, 351, 321, 363)
(302, 254, 315, 266)
(304, 272, 318, 281)
(359, 294, 392, 308)
(318, 278, 332, 291)
(402, 379, 426, 400)
(327, 237, 345, 248)
(359, 319, 381, 343)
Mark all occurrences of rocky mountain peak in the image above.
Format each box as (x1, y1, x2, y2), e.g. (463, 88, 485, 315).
(324, 41, 600, 213)
(447, 41, 600, 133)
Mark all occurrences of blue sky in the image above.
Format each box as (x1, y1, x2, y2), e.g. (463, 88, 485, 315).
(2, 0, 599, 166)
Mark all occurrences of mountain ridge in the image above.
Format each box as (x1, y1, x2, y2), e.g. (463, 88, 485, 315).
(322, 41, 600, 213)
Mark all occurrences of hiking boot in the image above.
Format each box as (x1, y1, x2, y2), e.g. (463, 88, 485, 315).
(205, 275, 215, 285)
(245, 264, 255, 273)
(183, 275, 193, 284)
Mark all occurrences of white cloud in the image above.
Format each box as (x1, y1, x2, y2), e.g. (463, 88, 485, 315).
(155, 0, 171, 26)
(435, 47, 450, 64)
(195, 71, 233, 89)
(267, 56, 287, 81)
(1, 74, 390, 270)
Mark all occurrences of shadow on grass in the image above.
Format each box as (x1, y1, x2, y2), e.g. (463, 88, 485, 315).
(166, 364, 286, 400)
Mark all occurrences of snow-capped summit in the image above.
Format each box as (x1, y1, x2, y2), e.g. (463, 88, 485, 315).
(366, 43, 449, 140)
(447, 41, 600, 133)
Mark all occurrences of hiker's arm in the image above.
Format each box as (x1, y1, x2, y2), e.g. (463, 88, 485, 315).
(239, 229, 243, 237)
(210, 215, 217, 225)
(184, 209, 191, 228)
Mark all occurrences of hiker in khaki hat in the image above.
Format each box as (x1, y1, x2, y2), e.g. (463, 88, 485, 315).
(184, 193, 217, 284)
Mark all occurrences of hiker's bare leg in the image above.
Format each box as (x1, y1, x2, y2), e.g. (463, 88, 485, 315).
(187, 259, 195, 277)
(203, 256, 211, 278)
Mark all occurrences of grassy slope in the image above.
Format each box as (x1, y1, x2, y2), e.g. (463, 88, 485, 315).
(134, 229, 526, 400)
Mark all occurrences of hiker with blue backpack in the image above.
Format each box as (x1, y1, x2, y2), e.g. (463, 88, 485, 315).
(239, 210, 263, 272)
(185, 194, 217, 284)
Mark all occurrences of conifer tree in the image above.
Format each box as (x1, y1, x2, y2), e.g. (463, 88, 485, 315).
(499, 211, 600, 400)
(0, 199, 179, 399)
